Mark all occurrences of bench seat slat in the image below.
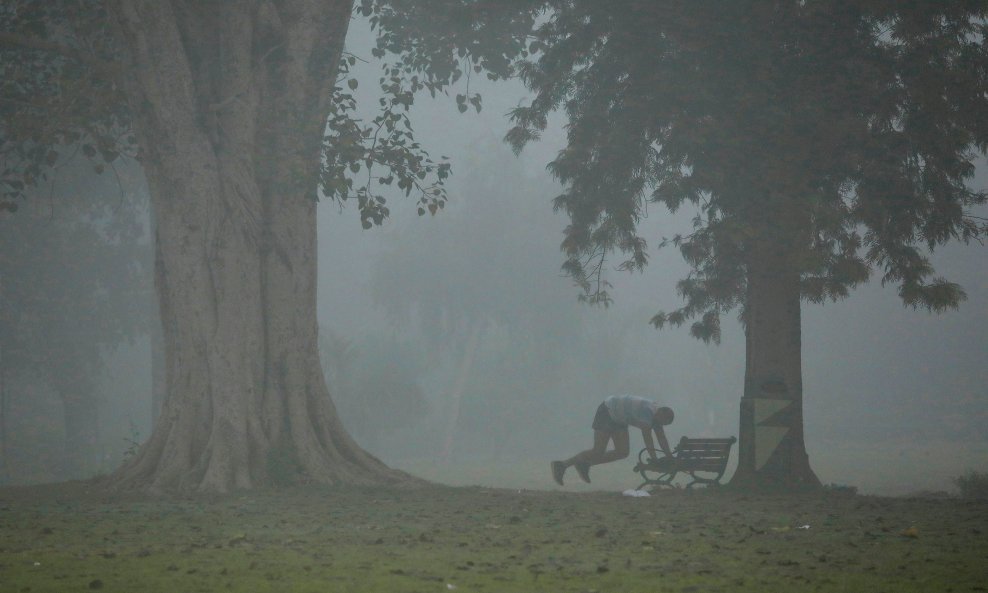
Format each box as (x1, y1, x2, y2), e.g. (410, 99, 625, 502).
(680, 449, 731, 456)
(681, 461, 727, 470)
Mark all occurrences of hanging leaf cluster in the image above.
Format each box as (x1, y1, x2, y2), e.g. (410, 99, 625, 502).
(322, 54, 453, 229)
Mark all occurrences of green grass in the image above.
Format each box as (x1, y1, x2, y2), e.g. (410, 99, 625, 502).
(1, 482, 986, 592)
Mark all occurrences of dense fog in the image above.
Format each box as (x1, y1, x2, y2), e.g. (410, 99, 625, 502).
(2, 17, 985, 496)
(315, 36, 988, 494)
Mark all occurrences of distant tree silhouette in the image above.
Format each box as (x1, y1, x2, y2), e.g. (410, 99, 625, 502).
(0, 164, 148, 480)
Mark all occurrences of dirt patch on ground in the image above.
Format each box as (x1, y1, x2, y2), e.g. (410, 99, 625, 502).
(0, 484, 985, 592)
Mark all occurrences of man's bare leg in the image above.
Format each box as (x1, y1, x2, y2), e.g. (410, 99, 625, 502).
(563, 429, 630, 467)
(553, 429, 630, 485)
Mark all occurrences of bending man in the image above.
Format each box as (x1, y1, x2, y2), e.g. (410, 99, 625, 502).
(551, 395, 674, 485)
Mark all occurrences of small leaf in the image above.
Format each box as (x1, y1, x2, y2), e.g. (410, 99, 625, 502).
(347, 79, 358, 90)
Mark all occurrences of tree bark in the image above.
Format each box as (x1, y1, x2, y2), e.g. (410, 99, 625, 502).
(149, 212, 165, 427)
(731, 241, 820, 489)
(104, 0, 406, 492)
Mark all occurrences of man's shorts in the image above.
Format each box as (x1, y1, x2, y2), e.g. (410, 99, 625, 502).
(591, 402, 626, 433)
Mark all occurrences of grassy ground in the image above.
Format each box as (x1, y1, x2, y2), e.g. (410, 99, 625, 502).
(1, 480, 986, 593)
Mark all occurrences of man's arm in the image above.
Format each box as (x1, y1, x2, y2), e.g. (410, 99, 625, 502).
(653, 425, 673, 457)
(641, 428, 658, 460)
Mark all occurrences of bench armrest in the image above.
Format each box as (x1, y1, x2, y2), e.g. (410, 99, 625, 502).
(635, 448, 678, 472)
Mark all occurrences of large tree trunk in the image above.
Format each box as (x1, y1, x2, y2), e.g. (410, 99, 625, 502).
(104, 0, 405, 492)
(731, 242, 820, 489)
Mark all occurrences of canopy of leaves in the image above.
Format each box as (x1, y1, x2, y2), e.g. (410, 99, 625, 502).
(0, 0, 130, 213)
(7, 1, 986, 350)
(500, 1, 988, 341)
(331, 0, 546, 226)
(0, 0, 478, 229)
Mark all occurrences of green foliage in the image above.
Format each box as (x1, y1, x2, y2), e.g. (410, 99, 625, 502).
(953, 470, 988, 498)
(0, 0, 133, 212)
(1, 1, 470, 232)
(322, 53, 453, 229)
(500, 1, 988, 331)
(350, 0, 547, 228)
(360, 0, 540, 88)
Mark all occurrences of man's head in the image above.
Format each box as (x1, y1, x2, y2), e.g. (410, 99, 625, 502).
(653, 406, 674, 427)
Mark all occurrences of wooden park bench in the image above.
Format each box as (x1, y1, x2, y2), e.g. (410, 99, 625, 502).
(633, 436, 737, 490)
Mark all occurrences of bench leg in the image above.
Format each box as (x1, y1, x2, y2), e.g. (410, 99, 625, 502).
(685, 471, 725, 489)
(638, 470, 677, 491)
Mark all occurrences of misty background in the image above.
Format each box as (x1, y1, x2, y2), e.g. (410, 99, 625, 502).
(2, 19, 985, 496)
